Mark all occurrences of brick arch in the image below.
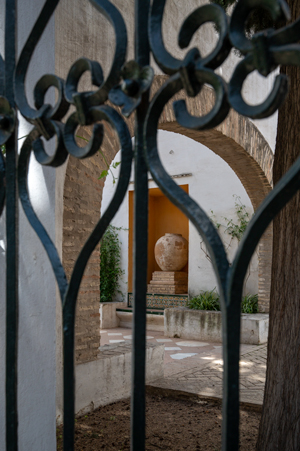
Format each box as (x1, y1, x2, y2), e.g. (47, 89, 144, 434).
(152, 75, 274, 312)
(63, 74, 273, 364)
(62, 126, 121, 364)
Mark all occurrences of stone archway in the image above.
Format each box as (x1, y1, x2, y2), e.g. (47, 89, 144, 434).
(153, 75, 273, 313)
(62, 75, 274, 363)
(62, 126, 121, 364)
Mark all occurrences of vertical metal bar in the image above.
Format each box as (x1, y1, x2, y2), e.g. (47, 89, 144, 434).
(63, 310, 75, 451)
(222, 307, 240, 451)
(5, 0, 18, 450)
(131, 1, 150, 450)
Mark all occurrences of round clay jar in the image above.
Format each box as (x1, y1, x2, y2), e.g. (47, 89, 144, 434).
(154, 233, 188, 271)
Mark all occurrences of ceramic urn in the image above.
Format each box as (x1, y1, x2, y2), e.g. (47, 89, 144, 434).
(154, 233, 188, 271)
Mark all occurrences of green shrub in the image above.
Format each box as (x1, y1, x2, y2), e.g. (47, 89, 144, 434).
(188, 288, 220, 311)
(241, 293, 258, 314)
(100, 225, 124, 302)
(188, 290, 258, 314)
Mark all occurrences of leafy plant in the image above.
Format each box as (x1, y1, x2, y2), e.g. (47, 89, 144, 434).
(224, 196, 250, 241)
(188, 288, 221, 311)
(241, 293, 258, 314)
(211, 195, 251, 243)
(188, 289, 258, 313)
(76, 135, 120, 184)
(100, 225, 125, 302)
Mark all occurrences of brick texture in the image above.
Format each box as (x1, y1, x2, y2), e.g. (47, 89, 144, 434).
(62, 126, 120, 364)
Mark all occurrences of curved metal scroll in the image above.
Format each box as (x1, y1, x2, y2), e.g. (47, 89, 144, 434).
(228, 0, 300, 118)
(18, 130, 69, 301)
(15, 0, 63, 123)
(62, 106, 132, 447)
(64, 0, 128, 125)
(17, 105, 133, 449)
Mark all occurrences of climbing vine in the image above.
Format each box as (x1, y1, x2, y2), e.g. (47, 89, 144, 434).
(100, 225, 125, 302)
(77, 135, 120, 184)
(200, 195, 252, 263)
(210, 195, 251, 242)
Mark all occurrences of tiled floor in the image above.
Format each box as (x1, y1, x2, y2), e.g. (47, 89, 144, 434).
(101, 327, 224, 367)
(100, 327, 266, 405)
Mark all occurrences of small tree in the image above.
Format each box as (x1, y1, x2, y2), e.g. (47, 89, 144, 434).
(100, 225, 124, 302)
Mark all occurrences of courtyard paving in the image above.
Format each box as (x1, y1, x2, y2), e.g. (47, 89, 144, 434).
(100, 327, 267, 407)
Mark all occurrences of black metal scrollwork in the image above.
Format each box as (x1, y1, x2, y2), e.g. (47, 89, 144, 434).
(2, 0, 300, 450)
(148, 2, 231, 130)
(228, 0, 300, 118)
(109, 60, 154, 117)
(62, 105, 133, 447)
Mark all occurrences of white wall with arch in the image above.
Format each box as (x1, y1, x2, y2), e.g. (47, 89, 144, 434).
(101, 129, 258, 301)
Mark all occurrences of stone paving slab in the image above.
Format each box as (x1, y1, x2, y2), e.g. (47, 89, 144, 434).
(100, 327, 267, 406)
(149, 345, 267, 406)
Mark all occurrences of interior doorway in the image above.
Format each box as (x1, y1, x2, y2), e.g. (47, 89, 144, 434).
(128, 185, 189, 292)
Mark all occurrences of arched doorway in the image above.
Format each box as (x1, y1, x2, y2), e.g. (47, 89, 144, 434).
(62, 75, 274, 363)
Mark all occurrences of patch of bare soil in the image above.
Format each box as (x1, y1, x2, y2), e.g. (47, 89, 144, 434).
(57, 394, 260, 450)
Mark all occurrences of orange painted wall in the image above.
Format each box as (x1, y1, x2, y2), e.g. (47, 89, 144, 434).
(128, 185, 189, 292)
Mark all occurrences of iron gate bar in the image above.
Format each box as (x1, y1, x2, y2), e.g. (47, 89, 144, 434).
(1, 0, 300, 450)
(131, 0, 150, 449)
(4, 1, 18, 450)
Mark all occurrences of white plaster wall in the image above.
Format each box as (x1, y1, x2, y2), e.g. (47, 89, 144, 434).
(17, 1, 57, 448)
(0, 1, 57, 449)
(101, 130, 258, 301)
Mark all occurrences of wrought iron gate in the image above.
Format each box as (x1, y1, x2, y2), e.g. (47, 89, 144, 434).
(1, 0, 300, 449)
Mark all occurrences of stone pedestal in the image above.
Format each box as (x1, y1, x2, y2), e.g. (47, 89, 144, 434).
(147, 271, 188, 294)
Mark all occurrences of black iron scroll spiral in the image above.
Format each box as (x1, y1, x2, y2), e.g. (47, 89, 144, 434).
(0, 0, 300, 450)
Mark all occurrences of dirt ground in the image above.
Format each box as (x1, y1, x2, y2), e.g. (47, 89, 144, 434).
(57, 394, 260, 450)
